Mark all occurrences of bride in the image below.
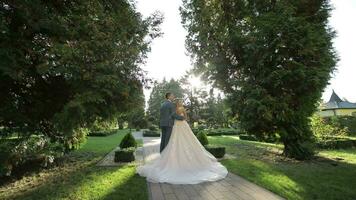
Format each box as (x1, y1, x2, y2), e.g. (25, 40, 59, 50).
(136, 99, 228, 184)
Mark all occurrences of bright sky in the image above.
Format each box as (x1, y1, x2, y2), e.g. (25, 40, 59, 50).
(136, 0, 356, 103)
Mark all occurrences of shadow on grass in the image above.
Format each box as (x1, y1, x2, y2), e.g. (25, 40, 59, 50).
(4, 161, 147, 200)
(217, 137, 356, 200)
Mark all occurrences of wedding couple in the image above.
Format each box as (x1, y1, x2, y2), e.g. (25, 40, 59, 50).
(137, 92, 228, 184)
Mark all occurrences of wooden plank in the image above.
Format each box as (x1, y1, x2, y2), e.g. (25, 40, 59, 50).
(182, 185, 200, 197)
(173, 187, 190, 200)
(164, 193, 178, 200)
(161, 183, 174, 194)
(150, 182, 165, 200)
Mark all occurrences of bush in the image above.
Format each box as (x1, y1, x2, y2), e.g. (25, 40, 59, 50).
(327, 116, 356, 136)
(239, 135, 257, 141)
(148, 125, 158, 131)
(0, 137, 63, 177)
(207, 128, 240, 136)
(88, 129, 118, 137)
(196, 132, 209, 146)
(90, 118, 117, 132)
(143, 130, 160, 137)
(197, 124, 207, 131)
(311, 114, 348, 142)
(191, 128, 199, 135)
(119, 132, 137, 149)
(317, 138, 356, 149)
(205, 145, 226, 158)
(114, 147, 135, 162)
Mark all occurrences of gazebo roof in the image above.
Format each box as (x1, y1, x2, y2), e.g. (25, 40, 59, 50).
(322, 90, 356, 110)
(328, 90, 343, 103)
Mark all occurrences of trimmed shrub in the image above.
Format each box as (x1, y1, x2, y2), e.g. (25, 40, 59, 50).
(143, 130, 160, 137)
(317, 138, 356, 149)
(148, 125, 158, 131)
(88, 129, 117, 137)
(196, 132, 209, 146)
(207, 128, 240, 136)
(191, 128, 199, 135)
(205, 146, 226, 158)
(119, 132, 137, 149)
(114, 147, 135, 162)
(239, 135, 257, 141)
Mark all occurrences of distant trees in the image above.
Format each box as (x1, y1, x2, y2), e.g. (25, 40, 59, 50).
(147, 78, 185, 125)
(181, 0, 337, 159)
(147, 75, 230, 128)
(0, 1, 162, 150)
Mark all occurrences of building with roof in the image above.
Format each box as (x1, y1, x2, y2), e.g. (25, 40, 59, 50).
(318, 90, 356, 117)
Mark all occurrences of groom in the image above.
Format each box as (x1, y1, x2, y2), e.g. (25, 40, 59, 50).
(159, 92, 185, 152)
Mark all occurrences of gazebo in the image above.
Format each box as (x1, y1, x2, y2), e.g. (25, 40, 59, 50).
(318, 90, 356, 117)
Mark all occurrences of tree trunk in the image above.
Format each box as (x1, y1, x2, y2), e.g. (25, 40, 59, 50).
(281, 128, 314, 160)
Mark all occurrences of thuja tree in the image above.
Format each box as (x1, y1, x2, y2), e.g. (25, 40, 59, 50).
(0, 1, 162, 150)
(181, 0, 337, 159)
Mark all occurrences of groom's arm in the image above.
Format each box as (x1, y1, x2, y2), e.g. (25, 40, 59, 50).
(170, 103, 184, 120)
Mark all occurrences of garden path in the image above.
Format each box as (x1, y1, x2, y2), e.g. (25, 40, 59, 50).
(134, 131, 285, 200)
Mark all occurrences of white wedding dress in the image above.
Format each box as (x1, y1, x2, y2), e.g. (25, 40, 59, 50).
(136, 120, 228, 184)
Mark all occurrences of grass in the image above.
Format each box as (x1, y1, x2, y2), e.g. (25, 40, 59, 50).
(209, 136, 356, 200)
(0, 129, 148, 200)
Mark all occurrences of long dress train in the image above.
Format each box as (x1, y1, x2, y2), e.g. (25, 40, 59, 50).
(136, 120, 228, 184)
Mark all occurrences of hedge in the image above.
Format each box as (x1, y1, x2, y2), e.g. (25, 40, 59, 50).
(239, 135, 257, 141)
(317, 138, 356, 149)
(205, 146, 226, 158)
(114, 147, 135, 162)
(88, 129, 118, 137)
(207, 128, 240, 136)
(143, 130, 160, 137)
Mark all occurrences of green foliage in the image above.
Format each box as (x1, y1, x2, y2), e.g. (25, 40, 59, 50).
(114, 147, 135, 162)
(119, 132, 137, 149)
(181, 0, 337, 160)
(205, 145, 225, 158)
(239, 135, 258, 141)
(88, 129, 118, 137)
(0, 137, 63, 177)
(89, 117, 117, 132)
(199, 90, 229, 128)
(0, 1, 162, 152)
(317, 139, 356, 149)
(311, 114, 348, 141)
(142, 130, 160, 137)
(1, 130, 148, 200)
(327, 116, 356, 136)
(196, 132, 209, 146)
(207, 128, 240, 136)
(209, 136, 356, 200)
(148, 124, 158, 131)
(147, 78, 185, 125)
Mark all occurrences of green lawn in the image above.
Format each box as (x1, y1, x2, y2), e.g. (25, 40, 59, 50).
(209, 136, 356, 200)
(0, 129, 148, 200)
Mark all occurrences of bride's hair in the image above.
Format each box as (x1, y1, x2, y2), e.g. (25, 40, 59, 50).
(174, 99, 184, 108)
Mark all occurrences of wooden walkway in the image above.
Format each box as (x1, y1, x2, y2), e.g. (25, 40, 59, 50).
(134, 132, 285, 200)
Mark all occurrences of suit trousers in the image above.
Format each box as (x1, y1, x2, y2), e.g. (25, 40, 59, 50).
(160, 126, 173, 152)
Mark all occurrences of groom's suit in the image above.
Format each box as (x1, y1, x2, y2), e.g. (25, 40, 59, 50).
(159, 99, 184, 152)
